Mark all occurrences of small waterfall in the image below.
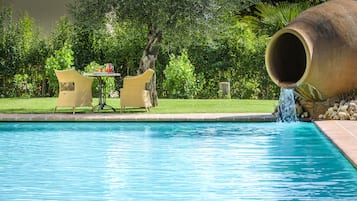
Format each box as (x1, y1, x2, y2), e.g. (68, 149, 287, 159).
(277, 88, 298, 122)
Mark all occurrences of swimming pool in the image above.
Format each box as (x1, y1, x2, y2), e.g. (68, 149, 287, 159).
(0, 122, 357, 200)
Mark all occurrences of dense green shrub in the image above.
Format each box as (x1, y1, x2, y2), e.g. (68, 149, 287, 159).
(13, 74, 34, 97)
(45, 43, 74, 95)
(188, 21, 279, 99)
(0, 8, 45, 97)
(225, 21, 273, 99)
(163, 50, 199, 98)
(0, 8, 22, 96)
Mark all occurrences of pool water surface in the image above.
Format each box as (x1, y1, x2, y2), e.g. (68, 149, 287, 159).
(1, 122, 357, 200)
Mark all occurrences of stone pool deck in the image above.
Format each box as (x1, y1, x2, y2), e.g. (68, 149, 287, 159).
(0, 113, 356, 168)
(314, 120, 357, 168)
(0, 113, 275, 122)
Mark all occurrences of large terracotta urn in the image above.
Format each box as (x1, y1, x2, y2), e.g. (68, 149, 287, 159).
(265, 0, 357, 117)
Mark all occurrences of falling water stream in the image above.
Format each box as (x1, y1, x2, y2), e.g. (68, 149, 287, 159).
(277, 88, 298, 122)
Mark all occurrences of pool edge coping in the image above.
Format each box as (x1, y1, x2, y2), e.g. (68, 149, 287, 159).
(314, 120, 357, 169)
(0, 113, 277, 122)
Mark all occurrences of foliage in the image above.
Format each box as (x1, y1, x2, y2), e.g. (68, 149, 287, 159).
(45, 43, 74, 71)
(17, 14, 36, 59)
(45, 43, 74, 95)
(190, 1, 312, 99)
(187, 20, 279, 99)
(68, 0, 262, 106)
(16, 14, 46, 98)
(104, 0, 262, 59)
(163, 50, 199, 99)
(84, 61, 101, 72)
(0, 8, 21, 96)
(50, 16, 75, 51)
(225, 21, 277, 99)
(0, 1, 325, 99)
(243, 1, 310, 36)
(89, 20, 146, 76)
(0, 8, 45, 97)
(69, 0, 260, 36)
(13, 74, 34, 97)
(63, 7, 146, 82)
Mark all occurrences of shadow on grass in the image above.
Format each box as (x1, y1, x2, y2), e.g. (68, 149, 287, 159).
(0, 108, 150, 114)
(119, 108, 151, 113)
(0, 108, 51, 114)
(55, 107, 150, 114)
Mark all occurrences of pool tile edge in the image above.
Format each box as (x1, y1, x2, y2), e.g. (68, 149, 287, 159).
(0, 113, 277, 122)
(314, 120, 357, 169)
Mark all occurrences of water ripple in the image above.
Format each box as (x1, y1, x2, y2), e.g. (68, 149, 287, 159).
(0, 122, 357, 200)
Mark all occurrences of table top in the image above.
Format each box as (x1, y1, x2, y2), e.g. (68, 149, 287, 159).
(83, 72, 121, 77)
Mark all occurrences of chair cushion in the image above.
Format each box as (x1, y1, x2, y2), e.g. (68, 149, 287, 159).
(60, 82, 75, 91)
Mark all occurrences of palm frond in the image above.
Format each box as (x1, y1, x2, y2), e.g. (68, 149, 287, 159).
(252, 2, 310, 36)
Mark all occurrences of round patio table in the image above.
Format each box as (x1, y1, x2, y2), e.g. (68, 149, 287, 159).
(84, 72, 121, 112)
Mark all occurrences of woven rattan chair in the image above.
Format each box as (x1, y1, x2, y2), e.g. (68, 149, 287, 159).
(120, 69, 154, 112)
(54, 69, 94, 114)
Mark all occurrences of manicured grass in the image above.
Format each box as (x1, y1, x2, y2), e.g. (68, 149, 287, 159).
(0, 98, 277, 114)
(149, 99, 277, 114)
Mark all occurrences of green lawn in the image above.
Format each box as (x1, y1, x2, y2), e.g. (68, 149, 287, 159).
(0, 98, 277, 114)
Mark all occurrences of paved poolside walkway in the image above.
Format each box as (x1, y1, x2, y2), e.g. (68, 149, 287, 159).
(0, 113, 356, 169)
(0, 113, 275, 122)
(314, 120, 357, 168)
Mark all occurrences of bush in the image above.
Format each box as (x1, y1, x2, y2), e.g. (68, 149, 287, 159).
(45, 43, 74, 96)
(163, 50, 199, 98)
(13, 74, 34, 97)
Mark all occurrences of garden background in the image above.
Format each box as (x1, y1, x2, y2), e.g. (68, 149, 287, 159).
(0, 0, 325, 101)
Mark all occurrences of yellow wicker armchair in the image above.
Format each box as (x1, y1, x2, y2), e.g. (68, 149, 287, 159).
(120, 69, 155, 112)
(54, 69, 94, 114)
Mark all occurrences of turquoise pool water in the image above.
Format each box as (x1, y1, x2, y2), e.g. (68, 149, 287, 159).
(1, 122, 357, 200)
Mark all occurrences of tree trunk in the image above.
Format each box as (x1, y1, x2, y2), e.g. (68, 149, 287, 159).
(138, 24, 162, 107)
(41, 66, 46, 97)
(2, 76, 6, 96)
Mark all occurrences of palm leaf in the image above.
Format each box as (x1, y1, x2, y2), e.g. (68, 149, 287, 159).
(252, 2, 310, 36)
